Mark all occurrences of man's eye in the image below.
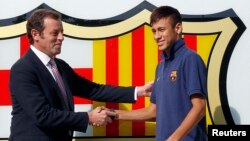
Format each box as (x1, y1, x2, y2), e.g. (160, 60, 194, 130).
(52, 32, 58, 36)
(159, 28, 165, 32)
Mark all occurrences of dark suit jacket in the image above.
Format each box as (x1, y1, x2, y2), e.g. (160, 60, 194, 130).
(9, 48, 135, 141)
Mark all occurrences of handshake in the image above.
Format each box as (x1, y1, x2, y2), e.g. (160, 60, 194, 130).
(88, 106, 118, 127)
(87, 81, 154, 127)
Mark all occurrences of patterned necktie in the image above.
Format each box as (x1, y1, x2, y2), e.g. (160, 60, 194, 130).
(48, 59, 69, 109)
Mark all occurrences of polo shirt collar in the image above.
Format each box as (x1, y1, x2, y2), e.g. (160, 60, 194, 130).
(161, 38, 185, 60)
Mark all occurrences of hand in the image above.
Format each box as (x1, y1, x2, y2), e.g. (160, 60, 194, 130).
(97, 107, 118, 120)
(137, 81, 154, 97)
(88, 106, 116, 126)
(106, 108, 118, 120)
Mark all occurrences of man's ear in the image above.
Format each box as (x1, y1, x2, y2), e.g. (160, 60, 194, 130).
(175, 23, 182, 34)
(31, 29, 39, 41)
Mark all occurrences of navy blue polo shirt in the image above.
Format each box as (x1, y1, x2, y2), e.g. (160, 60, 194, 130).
(150, 39, 207, 141)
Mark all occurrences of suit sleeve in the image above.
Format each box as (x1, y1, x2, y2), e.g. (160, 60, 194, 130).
(58, 59, 136, 103)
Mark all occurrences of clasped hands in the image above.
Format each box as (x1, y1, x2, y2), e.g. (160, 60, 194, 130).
(87, 81, 153, 127)
(88, 106, 117, 127)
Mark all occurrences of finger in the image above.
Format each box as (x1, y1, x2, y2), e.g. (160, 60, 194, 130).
(99, 106, 105, 110)
(96, 107, 103, 113)
(106, 117, 112, 123)
(103, 120, 109, 126)
(97, 119, 106, 126)
(106, 110, 116, 116)
(100, 107, 110, 111)
(108, 109, 116, 120)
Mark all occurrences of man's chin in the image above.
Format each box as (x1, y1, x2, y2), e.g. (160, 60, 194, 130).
(158, 46, 165, 51)
(54, 50, 61, 56)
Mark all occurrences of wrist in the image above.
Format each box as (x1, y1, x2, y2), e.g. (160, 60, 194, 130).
(87, 112, 93, 125)
(136, 86, 143, 97)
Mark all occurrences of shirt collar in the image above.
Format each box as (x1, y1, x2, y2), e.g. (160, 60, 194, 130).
(161, 38, 185, 60)
(30, 45, 51, 66)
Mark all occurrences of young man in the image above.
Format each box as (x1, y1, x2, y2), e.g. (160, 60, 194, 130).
(9, 9, 152, 141)
(114, 6, 207, 141)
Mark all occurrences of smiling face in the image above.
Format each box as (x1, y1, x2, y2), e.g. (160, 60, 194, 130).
(32, 17, 64, 58)
(151, 17, 182, 52)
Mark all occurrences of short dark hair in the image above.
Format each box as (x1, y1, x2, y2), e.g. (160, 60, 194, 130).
(150, 6, 182, 28)
(26, 9, 61, 44)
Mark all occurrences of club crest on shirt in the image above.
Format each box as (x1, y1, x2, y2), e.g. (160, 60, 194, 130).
(169, 70, 177, 82)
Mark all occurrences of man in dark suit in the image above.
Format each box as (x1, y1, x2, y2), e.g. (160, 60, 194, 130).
(9, 9, 152, 141)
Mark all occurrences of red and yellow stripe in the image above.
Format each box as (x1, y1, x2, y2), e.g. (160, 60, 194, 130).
(92, 25, 158, 136)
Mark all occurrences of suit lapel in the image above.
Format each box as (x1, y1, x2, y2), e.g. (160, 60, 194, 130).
(27, 49, 72, 110)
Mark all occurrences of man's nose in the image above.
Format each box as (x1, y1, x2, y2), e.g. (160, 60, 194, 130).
(154, 31, 161, 40)
(58, 32, 64, 41)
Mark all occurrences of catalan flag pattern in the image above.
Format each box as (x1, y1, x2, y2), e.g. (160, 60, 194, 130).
(92, 25, 158, 137)
(0, 24, 217, 138)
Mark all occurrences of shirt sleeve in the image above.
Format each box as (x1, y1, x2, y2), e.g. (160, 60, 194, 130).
(134, 87, 137, 100)
(183, 53, 207, 97)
